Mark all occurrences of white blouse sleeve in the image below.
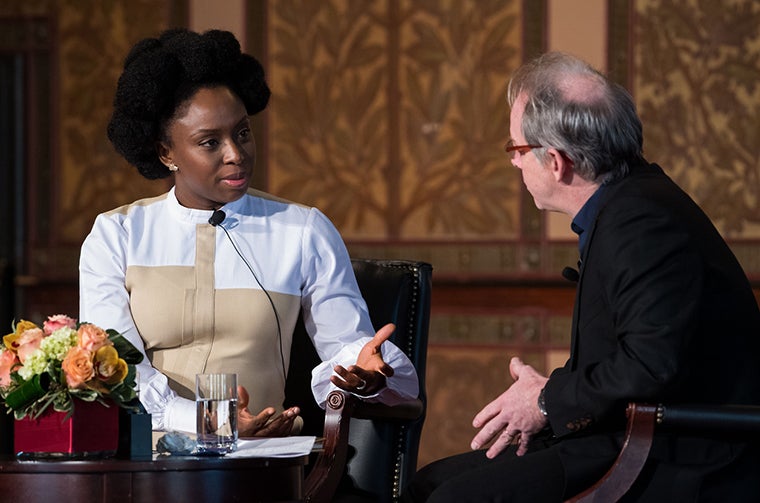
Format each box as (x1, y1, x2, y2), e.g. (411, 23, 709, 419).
(78, 212, 194, 433)
(300, 209, 420, 408)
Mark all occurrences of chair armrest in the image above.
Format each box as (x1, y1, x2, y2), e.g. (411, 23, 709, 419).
(303, 390, 423, 503)
(566, 403, 657, 503)
(566, 402, 760, 502)
(657, 404, 760, 434)
(352, 397, 424, 422)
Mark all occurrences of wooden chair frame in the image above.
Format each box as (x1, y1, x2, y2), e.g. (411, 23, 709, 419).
(566, 402, 760, 502)
(304, 391, 424, 503)
(289, 259, 432, 502)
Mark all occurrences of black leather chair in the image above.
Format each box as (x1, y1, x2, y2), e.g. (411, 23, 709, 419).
(285, 258, 432, 503)
(567, 402, 760, 502)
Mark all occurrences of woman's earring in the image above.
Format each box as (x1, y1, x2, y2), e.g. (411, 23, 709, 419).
(168, 163, 179, 172)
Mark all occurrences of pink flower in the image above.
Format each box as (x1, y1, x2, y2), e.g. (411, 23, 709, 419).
(43, 314, 77, 335)
(61, 346, 94, 389)
(15, 327, 45, 364)
(77, 323, 112, 352)
(0, 350, 19, 387)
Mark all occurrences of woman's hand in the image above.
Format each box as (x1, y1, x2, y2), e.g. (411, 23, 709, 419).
(330, 323, 396, 396)
(236, 385, 300, 437)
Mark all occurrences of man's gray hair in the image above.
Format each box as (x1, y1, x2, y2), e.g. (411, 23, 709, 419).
(508, 52, 644, 183)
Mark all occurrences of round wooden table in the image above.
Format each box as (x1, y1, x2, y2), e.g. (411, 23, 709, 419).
(0, 453, 308, 502)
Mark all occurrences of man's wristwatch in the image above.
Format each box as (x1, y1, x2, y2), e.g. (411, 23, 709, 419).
(537, 387, 548, 417)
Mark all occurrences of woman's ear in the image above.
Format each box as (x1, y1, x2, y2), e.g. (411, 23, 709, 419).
(156, 141, 172, 168)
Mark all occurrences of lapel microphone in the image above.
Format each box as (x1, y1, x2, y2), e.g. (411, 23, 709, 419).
(207, 206, 287, 381)
(562, 266, 580, 283)
(208, 209, 226, 226)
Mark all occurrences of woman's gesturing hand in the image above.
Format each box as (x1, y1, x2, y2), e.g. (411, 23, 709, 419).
(236, 385, 300, 437)
(330, 323, 396, 395)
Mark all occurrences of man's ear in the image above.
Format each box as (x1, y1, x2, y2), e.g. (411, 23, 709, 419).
(546, 147, 573, 183)
(156, 141, 172, 168)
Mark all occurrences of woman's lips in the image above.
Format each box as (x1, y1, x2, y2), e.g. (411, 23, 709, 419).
(221, 173, 249, 188)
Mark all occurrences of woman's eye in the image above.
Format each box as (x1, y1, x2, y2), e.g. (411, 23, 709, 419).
(200, 138, 219, 148)
(238, 128, 251, 140)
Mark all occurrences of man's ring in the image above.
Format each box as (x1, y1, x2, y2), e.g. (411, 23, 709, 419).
(356, 379, 367, 391)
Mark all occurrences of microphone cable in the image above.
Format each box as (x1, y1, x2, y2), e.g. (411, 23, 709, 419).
(209, 210, 287, 382)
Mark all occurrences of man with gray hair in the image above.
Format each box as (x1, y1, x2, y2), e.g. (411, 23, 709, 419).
(403, 52, 760, 502)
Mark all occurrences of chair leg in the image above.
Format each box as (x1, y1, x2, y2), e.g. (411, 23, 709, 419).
(565, 403, 657, 502)
(304, 391, 355, 503)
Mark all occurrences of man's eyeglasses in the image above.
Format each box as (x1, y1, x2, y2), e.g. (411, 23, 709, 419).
(504, 139, 542, 160)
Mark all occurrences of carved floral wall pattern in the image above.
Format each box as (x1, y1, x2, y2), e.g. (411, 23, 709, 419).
(633, 0, 760, 238)
(397, 0, 522, 239)
(57, 0, 174, 242)
(268, 0, 522, 241)
(1, 0, 175, 248)
(268, 0, 390, 239)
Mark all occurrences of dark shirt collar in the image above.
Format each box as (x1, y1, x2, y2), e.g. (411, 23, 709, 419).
(571, 184, 608, 257)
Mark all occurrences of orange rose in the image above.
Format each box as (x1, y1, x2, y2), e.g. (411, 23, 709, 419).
(62, 346, 94, 389)
(93, 346, 128, 385)
(0, 349, 19, 387)
(77, 323, 112, 352)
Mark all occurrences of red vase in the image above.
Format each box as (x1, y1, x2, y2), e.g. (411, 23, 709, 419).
(14, 399, 119, 457)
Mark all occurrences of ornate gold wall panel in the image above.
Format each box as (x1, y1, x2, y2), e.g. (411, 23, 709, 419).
(1, 0, 183, 285)
(267, 0, 524, 241)
(1, 0, 185, 325)
(56, 0, 180, 241)
(632, 0, 760, 240)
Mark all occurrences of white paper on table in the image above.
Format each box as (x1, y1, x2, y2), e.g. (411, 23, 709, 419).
(226, 436, 316, 458)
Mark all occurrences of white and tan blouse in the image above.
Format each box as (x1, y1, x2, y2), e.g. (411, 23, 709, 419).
(79, 187, 418, 433)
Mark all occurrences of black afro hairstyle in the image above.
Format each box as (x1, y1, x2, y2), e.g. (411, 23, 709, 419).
(107, 28, 270, 180)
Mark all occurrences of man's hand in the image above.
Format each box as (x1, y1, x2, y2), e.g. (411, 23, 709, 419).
(331, 323, 396, 395)
(237, 385, 300, 437)
(470, 357, 548, 458)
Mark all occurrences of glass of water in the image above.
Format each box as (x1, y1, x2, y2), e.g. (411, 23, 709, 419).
(195, 373, 238, 455)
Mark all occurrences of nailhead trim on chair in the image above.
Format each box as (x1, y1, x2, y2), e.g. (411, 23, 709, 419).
(389, 262, 422, 501)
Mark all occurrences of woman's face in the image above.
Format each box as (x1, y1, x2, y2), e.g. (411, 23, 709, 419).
(159, 85, 255, 210)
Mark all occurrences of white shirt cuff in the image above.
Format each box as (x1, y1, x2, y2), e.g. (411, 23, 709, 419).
(164, 396, 196, 434)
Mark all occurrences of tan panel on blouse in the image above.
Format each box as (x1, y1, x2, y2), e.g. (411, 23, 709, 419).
(125, 224, 303, 416)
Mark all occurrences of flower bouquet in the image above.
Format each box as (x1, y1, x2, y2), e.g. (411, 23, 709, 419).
(0, 315, 143, 419)
(0, 315, 144, 456)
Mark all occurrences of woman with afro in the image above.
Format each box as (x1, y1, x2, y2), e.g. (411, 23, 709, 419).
(79, 28, 418, 437)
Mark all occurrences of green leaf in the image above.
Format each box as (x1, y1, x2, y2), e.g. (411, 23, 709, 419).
(107, 330, 144, 364)
(105, 381, 139, 412)
(4, 373, 50, 411)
